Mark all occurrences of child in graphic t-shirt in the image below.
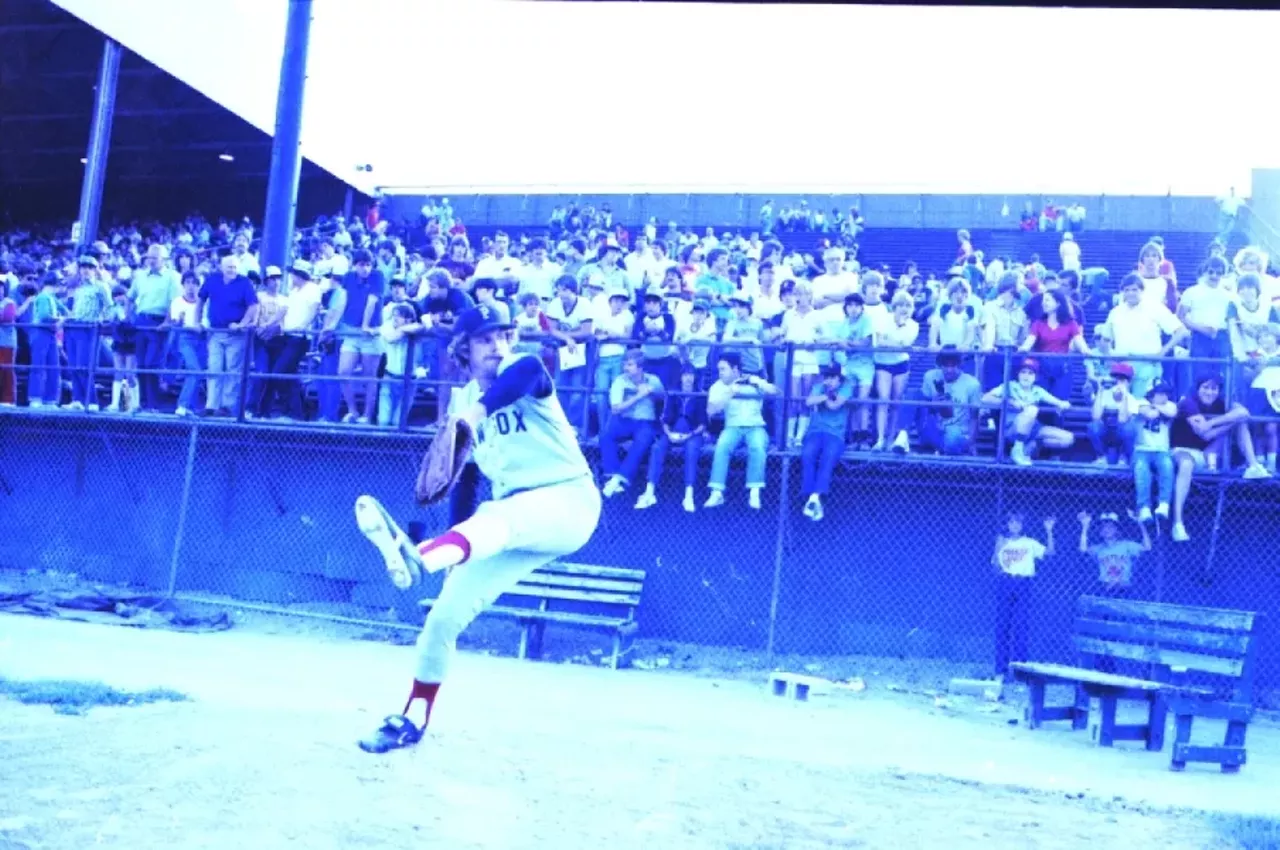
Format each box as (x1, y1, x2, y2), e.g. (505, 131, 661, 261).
(1077, 510, 1150, 593)
(991, 512, 1056, 681)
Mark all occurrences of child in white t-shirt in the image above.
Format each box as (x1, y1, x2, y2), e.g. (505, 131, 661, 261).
(992, 512, 1056, 681)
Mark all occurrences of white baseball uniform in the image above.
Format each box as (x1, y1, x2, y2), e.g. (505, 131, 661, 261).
(414, 352, 601, 683)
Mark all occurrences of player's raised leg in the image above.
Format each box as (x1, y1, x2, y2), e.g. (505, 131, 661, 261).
(359, 479, 599, 753)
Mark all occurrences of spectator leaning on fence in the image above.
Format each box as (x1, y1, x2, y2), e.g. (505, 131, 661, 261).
(678, 299, 718, 387)
(872, 290, 919, 453)
(632, 288, 679, 390)
(162, 271, 202, 417)
(65, 256, 112, 411)
(378, 302, 425, 427)
(1177, 256, 1233, 391)
(978, 273, 1028, 390)
(0, 276, 15, 405)
(799, 363, 852, 522)
(1105, 273, 1187, 399)
(600, 350, 665, 500)
(337, 249, 387, 425)
(722, 294, 766, 380)
(830, 293, 876, 447)
(130, 243, 182, 413)
(196, 254, 258, 417)
(705, 351, 779, 510)
(637, 364, 707, 512)
(591, 284, 634, 430)
(246, 266, 288, 419)
(545, 275, 594, 429)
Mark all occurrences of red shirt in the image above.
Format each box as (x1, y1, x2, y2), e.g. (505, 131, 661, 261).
(1029, 319, 1081, 354)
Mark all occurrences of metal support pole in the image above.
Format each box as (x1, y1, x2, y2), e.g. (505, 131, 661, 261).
(343, 187, 355, 221)
(75, 39, 123, 252)
(765, 453, 791, 663)
(260, 0, 315, 271)
(166, 425, 200, 596)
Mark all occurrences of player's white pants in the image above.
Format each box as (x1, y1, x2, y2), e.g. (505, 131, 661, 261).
(414, 475, 601, 683)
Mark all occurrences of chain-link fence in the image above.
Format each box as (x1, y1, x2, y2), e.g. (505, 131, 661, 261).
(1, 337, 1278, 705)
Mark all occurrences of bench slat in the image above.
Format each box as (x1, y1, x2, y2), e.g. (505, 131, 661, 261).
(419, 600, 633, 629)
(1009, 662, 1172, 691)
(540, 562, 647, 581)
(1075, 617, 1252, 656)
(488, 606, 633, 629)
(521, 574, 645, 594)
(1073, 637, 1245, 678)
(1079, 596, 1256, 632)
(506, 585, 640, 606)
(1167, 697, 1254, 723)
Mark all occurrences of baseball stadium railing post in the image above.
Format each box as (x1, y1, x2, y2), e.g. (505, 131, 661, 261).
(75, 38, 123, 252)
(260, 0, 315, 271)
(775, 344, 795, 451)
(1202, 481, 1228, 587)
(993, 346, 1013, 462)
(398, 335, 417, 431)
(235, 330, 255, 422)
(765, 453, 791, 662)
(165, 424, 200, 597)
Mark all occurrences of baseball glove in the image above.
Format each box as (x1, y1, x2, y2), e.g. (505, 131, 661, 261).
(414, 417, 475, 506)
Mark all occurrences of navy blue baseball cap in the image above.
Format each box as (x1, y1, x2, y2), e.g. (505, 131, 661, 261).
(453, 304, 514, 338)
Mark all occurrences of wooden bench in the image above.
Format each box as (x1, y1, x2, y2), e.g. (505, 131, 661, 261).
(1010, 596, 1261, 772)
(420, 562, 645, 669)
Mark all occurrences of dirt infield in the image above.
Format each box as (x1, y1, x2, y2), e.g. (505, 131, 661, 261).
(0, 615, 1276, 850)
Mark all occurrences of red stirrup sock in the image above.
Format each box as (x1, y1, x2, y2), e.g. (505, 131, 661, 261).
(402, 680, 441, 728)
(416, 529, 472, 572)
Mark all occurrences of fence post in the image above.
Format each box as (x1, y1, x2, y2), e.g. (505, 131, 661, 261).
(86, 322, 102, 407)
(765, 452, 791, 663)
(236, 330, 255, 422)
(399, 334, 416, 431)
(775, 344, 795, 450)
(993, 346, 1012, 462)
(165, 423, 200, 596)
(1202, 480, 1229, 586)
(581, 338, 596, 435)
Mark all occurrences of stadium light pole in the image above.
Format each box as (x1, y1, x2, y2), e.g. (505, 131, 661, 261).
(75, 39, 123, 252)
(260, 0, 314, 271)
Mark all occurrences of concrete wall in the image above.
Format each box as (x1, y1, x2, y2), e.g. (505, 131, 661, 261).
(380, 192, 1221, 233)
(1, 416, 1275, 691)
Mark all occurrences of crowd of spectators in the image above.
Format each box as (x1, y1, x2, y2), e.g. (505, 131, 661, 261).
(1, 199, 1278, 542)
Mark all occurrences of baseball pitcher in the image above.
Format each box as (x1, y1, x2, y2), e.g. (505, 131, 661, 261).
(354, 305, 601, 753)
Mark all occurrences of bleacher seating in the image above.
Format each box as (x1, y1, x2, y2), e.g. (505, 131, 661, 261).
(449, 225, 1225, 462)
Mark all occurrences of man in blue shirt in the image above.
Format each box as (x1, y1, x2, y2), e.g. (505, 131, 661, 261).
(196, 254, 259, 416)
(337, 248, 387, 424)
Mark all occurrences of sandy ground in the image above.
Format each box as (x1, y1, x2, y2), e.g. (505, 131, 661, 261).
(1, 614, 1277, 850)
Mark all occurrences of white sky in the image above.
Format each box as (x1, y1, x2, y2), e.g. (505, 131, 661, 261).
(53, 0, 1280, 196)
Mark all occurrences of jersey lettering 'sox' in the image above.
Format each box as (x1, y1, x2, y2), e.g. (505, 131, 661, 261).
(476, 410, 528, 444)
